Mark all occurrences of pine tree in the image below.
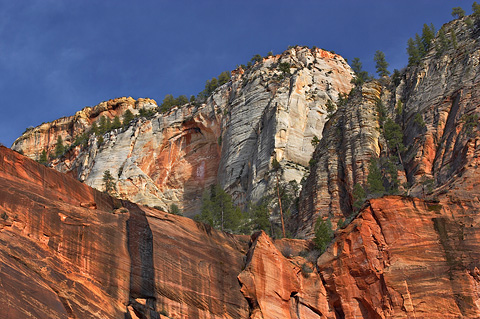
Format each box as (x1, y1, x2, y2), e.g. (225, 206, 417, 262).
(451, 31, 458, 49)
(415, 33, 425, 58)
(313, 218, 333, 252)
(248, 199, 270, 234)
(176, 95, 189, 106)
(90, 122, 99, 135)
(473, 2, 480, 17)
(350, 57, 370, 85)
(272, 158, 286, 238)
(407, 38, 420, 65)
(103, 170, 117, 195)
(160, 94, 176, 112)
(421, 23, 436, 53)
(374, 50, 390, 77)
(218, 71, 231, 85)
(112, 116, 122, 129)
(384, 118, 405, 153)
(451, 7, 465, 19)
(352, 184, 366, 211)
(367, 159, 385, 195)
(55, 135, 65, 157)
(250, 54, 263, 64)
(38, 149, 48, 164)
(98, 116, 108, 135)
(122, 109, 135, 127)
(436, 28, 449, 56)
(351, 57, 363, 74)
(195, 185, 243, 233)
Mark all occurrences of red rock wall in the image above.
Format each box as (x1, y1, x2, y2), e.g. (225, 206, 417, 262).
(0, 146, 249, 318)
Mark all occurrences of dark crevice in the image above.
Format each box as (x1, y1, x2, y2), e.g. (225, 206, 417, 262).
(124, 200, 159, 318)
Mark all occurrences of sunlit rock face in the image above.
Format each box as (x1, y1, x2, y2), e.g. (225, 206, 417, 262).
(11, 46, 354, 214)
(296, 16, 480, 238)
(0, 146, 250, 318)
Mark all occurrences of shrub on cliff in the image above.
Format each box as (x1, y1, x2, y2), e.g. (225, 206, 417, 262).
(278, 62, 291, 75)
(169, 203, 182, 216)
(313, 218, 333, 252)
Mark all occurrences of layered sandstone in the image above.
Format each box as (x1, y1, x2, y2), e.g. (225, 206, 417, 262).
(11, 47, 354, 214)
(0, 146, 250, 318)
(12, 97, 157, 160)
(237, 192, 480, 318)
(318, 195, 480, 318)
(296, 81, 388, 237)
(297, 16, 480, 237)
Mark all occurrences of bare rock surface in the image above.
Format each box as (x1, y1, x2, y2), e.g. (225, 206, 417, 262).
(11, 47, 353, 213)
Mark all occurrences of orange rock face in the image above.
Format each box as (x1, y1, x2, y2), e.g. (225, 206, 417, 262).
(3, 144, 480, 318)
(0, 146, 249, 318)
(318, 195, 480, 318)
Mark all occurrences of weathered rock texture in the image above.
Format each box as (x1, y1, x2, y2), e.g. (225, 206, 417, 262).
(297, 16, 480, 237)
(12, 97, 157, 160)
(11, 47, 354, 214)
(0, 146, 250, 318)
(296, 81, 387, 237)
(238, 231, 331, 319)
(317, 195, 480, 318)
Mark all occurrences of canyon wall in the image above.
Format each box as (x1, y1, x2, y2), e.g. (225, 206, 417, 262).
(296, 15, 480, 237)
(11, 47, 353, 215)
(0, 146, 250, 318)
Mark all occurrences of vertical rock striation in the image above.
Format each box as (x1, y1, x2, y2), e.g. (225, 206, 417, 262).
(11, 47, 354, 214)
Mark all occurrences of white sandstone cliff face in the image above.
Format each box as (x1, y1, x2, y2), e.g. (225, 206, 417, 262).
(12, 47, 353, 215)
(218, 47, 353, 204)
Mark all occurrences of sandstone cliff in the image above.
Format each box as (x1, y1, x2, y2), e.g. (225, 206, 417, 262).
(12, 97, 157, 160)
(0, 146, 250, 318)
(296, 15, 480, 237)
(3, 142, 480, 318)
(11, 47, 353, 215)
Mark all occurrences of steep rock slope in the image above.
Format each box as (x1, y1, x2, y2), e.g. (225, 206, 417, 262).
(317, 195, 480, 318)
(296, 81, 387, 236)
(0, 146, 250, 318)
(297, 16, 480, 237)
(12, 97, 157, 160)
(11, 47, 353, 214)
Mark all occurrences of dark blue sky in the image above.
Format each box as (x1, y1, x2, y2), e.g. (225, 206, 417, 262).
(0, 0, 468, 147)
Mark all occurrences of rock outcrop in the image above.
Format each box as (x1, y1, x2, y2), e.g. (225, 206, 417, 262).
(296, 15, 480, 237)
(0, 146, 250, 318)
(296, 81, 388, 237)
(318, 195, 480, 318)
(11, 47, 354, 214)
(12, 97, 157, 160)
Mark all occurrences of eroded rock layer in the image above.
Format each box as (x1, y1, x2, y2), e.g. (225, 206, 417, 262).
(0, 146, 249, 318)
(11, 47, 354, 213)
(297, 16, 480, 237)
